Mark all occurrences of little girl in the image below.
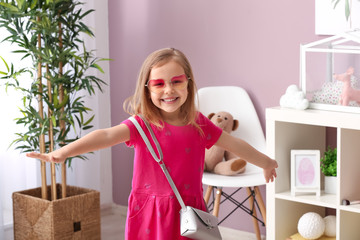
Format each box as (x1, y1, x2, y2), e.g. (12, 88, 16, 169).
(27, 48, 278, 239)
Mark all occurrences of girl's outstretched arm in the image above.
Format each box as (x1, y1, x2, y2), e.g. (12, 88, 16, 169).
(214, 131, 278, 183)
(26, 124, 130, 163)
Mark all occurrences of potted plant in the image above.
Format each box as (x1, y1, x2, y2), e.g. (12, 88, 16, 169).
(0, 0, 108, 238)
(320, 146, 337, 194)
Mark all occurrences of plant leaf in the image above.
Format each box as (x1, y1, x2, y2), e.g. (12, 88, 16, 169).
(30, 0, 38, 10)
(15, 0, 24, 9)
(345, 0, 350, 21)
(83, 115, 94, 126)
(332, 0, 341, 9)
(0, 56, 10, 72)
(51, 115, 56, 127)
(91, 63, 104, 73)
(0, 3, 19, 12)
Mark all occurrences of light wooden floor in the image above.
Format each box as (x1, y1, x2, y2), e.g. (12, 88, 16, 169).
(101, 204, 265, 240)
(4, 204, 264, 239)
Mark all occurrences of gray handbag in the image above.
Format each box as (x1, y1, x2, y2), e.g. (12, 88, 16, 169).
(129, 116, 222, 240)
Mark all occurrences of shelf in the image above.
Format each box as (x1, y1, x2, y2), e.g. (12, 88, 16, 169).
(266, 107, 360, 240)
(339, 204, 360, 214)
(266, 107, 360, 130)
(275, 191, 337, 208)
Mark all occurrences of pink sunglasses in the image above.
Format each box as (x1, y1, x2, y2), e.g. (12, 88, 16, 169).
(145, 74, 190, 93)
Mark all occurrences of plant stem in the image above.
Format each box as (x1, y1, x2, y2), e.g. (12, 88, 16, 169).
(58, 13, 67, 199)
(47, 64, 57, 200)
(37, 16, 48, 200)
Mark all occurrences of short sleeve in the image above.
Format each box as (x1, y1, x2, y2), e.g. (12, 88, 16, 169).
(121, 116, 142, 147)
(197, 112, 223, 149)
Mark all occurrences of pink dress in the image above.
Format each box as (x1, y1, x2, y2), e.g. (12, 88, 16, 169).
(122, 112, 222, 240)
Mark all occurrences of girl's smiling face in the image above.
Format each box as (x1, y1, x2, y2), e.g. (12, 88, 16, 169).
(148, 60, 188, 123)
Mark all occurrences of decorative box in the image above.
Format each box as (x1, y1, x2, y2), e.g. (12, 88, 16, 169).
(12, 184, 101, 239)
(300, 30, 360, 113)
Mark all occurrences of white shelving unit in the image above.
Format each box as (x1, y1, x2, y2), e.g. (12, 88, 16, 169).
(266, 107, 360, 240)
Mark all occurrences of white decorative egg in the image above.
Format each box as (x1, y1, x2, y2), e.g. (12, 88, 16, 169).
(297, 212, 325, 239)
(324, 215, 336, 237)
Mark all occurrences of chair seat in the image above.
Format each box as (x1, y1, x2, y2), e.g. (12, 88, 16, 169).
(202, 163, 266, 188)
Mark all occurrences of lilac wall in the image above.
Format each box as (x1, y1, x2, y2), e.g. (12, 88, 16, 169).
(108, 0, 325, 234)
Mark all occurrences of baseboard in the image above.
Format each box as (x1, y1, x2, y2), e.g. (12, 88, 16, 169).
(110, 204, 128, 210)
(219, 226, 266, 240)
(4, 224, 13, 240)
(100, 202, 114, 211)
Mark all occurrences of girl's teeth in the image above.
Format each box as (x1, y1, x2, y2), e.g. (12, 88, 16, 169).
(163, 98, 176, 102)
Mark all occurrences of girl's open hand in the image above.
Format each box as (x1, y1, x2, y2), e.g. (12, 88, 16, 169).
(263, 159, 278, 183)
(26, 151, 66, 163)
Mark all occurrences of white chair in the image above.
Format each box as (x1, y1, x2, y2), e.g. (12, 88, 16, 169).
(197, 86, 266, 240)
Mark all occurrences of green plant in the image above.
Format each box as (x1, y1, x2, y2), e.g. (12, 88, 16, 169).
(0, 0, 108, 200)
(320, 146, 337, 177)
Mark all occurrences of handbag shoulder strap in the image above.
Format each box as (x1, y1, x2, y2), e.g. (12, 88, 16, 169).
(128, 115, 186, 210)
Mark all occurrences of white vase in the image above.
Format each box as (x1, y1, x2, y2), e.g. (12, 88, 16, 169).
(324, 176, 337, 194)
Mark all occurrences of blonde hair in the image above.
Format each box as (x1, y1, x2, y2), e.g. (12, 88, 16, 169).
(124, 48, 200, 130)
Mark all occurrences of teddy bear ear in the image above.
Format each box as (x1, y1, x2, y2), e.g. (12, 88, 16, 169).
(208, 113, 215, 119)
(232, 119, 239, 131)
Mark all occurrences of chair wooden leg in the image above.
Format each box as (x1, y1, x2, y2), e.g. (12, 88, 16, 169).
(247, 187, 261, 240)
(204, 186, 213, 205)
(254, 186, 266, 225)
(213, 187, 222, 217)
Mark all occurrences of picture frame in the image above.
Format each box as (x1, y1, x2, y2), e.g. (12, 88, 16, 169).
(291, 150, 321, 197)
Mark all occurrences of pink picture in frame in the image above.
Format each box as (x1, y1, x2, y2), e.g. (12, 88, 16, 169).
(291, 150, 321, 197)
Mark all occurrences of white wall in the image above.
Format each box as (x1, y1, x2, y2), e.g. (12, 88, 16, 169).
(69, 0, 113, 207)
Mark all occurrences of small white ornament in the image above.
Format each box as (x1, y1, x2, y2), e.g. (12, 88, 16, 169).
(280, 85, 309, 110)
(324, 215, 336, 237)
(297, 212, 325, 239)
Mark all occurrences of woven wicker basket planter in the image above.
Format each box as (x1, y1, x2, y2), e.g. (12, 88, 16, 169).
(12, 184, 101, 240)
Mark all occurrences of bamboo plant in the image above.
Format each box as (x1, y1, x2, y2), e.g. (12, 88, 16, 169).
(0, 0, 107, 200)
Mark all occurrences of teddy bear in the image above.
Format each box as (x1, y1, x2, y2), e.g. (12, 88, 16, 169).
(204, 111, 247, 176)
